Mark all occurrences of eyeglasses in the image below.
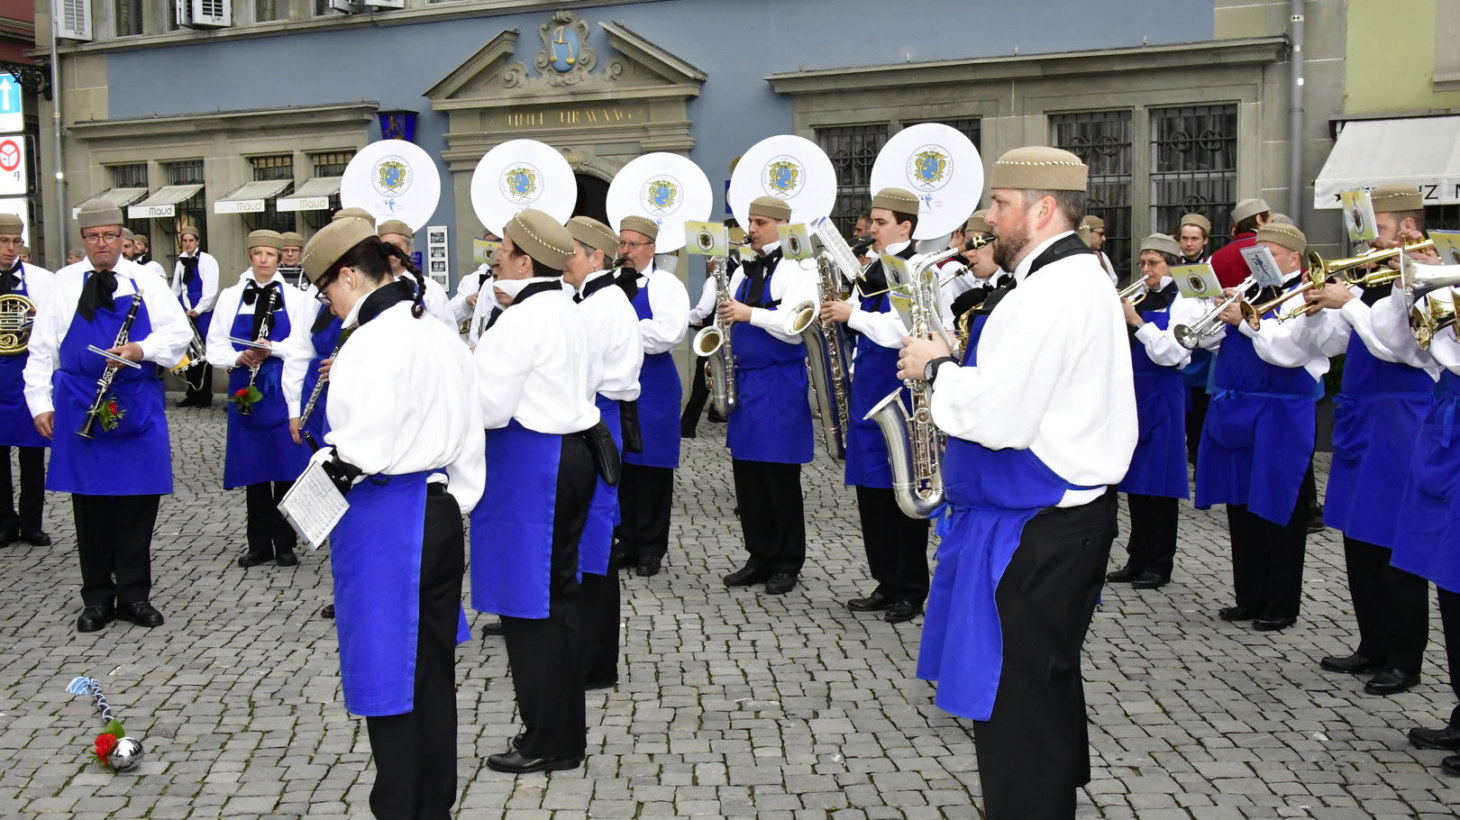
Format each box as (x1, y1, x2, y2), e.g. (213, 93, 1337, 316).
(313, 276, 336, 305)
(81, 232, 121, 244)
(618, 240, 651, 249)
(0, 237, 22, 247)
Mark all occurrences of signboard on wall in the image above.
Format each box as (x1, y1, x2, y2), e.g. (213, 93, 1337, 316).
(426, 225, 449, 288)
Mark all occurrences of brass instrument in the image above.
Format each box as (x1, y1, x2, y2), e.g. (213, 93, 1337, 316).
(1240, 272, 1339, 326)
(787, 253, 854, 461)
(1308, 239, 1436, 287)
(240, 287, 278, 417)
(1173, 276, 1258, 350)
(169, 317, 208, 391)
(1410, 291, 1456, 351)
(0, 292, 35, 354)
(1399, 252, 1460, 349)
(864, 247, 960, 519)
(1118, 279, 1149, 309)
(78, 282, 144, 439)
(1399, 249, 1460, 306)
(691, 254, 736, 417)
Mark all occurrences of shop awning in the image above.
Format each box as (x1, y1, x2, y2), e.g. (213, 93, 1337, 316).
(1315, 116, 1460, 209)
(70, 187, 147, 219)
(127, 184, 204, 219)
(276, 176, 341, 212)
(213, 179, 292, 215)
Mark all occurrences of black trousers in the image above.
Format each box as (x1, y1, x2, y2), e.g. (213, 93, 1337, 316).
(244, 480, 296, 560)
(1119, 493, 1179, 579)
(1185, 388, 1210, 463)
(615, 463, 673, 564)
(1440, 588, 1460, 727)
(365, 487, 463, 820)
(184, 315, 212, 403)
(732, 459, 805, 575)
(502, 435, 594, 760)
(854, 486, 929, 605)
(578, 569, 620, 687)
(73, 494, 159, 608)
(973, 490, 1117, 820)
(1227, 464, 1315, 621)
(680, 357, 712, 436)
(0, 445, 45, 534)
(1341, 536, 1429, 674)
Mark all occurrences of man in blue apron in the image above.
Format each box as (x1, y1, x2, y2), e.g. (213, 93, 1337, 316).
(23, 199, 191, 632)
(0, 212, 52, 547)
(170, 225, 219, 407)
(820, 187, 930, 623)
(1193, 223, 1328, 633)
(614, 214, 689, 578)
(897, 146, 1138, 819)
(717, 196, 817, 595)
(1300, 184, 1434, 696)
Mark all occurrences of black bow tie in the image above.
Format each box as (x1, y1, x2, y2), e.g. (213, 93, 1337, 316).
(78, 270, 118, 322)
(180, 255, 200, 284)
(0, 262, 19, 296)
(241, 280, 278, 305)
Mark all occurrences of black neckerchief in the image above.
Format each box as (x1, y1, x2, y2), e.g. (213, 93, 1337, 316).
(0, 261, 19, 295)
(179, 254, 200, 284)
(857, 242, 916, 300)
(78, 269, 118, 322)
(1362, 278, 1393, 306)
(615, 269, 640, 302)
(745, 247, 784, 307)
(1140, 280, 1179, 314)
(576, 271, 617, 304)
(508, 278, 564, 308)
(245, 281, 282, 339)
(980, 233, 1092, 315)
(135, 252, 152, 266)
(356, 280, 415, 327)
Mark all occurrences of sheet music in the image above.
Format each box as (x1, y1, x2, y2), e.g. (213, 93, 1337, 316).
(228, 336, 273, 351)
(278, 458, 349, 549)
(85, 345, 142, 369)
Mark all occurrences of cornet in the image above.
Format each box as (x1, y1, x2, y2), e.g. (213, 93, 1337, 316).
(1410, 290, 1456, 351)
(1399, 249, 1460, 306)
(1118, 279, 1149, 309)
(1173, 277, 1259, 350)
(1308, 238, 1436, 287)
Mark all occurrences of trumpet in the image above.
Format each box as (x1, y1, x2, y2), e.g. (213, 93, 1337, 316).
(691, 254, 736, 417)
(1118, 279, 1149, 309)
(1173, 277, 1259, 350)
(1240, 272, 1340, 326)
(1410, 291, 1456, 351)
(1308, 238, 1436, 287)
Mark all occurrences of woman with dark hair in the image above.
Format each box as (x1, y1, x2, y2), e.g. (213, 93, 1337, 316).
(205, 230, 314, 569)
(299, 215, 484, 818)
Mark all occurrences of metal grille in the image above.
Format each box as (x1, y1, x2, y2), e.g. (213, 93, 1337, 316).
(166, 160, 206, 248)
(817, 124, 888, 237)
(1051, 110, 1132, 279)
(252, 155, 295, 234)
(115, 0, 145, 35)
(906, 117, 981, 151)
(1150, 104, 1238, 255)
(311, 151, 354, 177)
(110, 164, 150, 239)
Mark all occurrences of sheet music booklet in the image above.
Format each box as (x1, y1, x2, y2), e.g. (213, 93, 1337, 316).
(278, 456, 349, 549)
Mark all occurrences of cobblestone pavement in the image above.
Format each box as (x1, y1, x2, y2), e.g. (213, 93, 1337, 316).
(1, 400, 1458, 819)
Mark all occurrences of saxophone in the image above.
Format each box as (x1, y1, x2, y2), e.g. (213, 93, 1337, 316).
(864, 248, 961, 519)
(690, 254, 736, 417)
(786, 252, 853, 460)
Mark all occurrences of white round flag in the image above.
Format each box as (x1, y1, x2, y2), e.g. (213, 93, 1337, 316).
(606, 153, 713, 253)
(339, 140, 442, 232)
(470, 139, 577, 236)
(727, 135, 837, 232)
(870, 123, 983, 240)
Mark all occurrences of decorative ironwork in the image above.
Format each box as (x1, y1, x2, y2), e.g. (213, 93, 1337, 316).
(167, 160, 207, 248)
(1150, 104, 1237, 253)
(111, 163, 149, 240)
(533, 11, 597, 87)
(0, 61, 50, 101)
(1051, 110, 1131, 279)
(817, 123, 889, 237)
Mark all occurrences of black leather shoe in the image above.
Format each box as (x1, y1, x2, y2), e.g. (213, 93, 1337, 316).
(764, 572, 797, 595)
(175, 396, 199, 408)
(1442, 755, 1460, 776)
(76, 605, 114, 633)
(319, 604, 335, 619)
(481, 620, 504, 637)
(275, 550, 299, 567)
(486, 750, 583, 774)
(237, 552, 271, 568)
(724, 565, 769, 587)
(1218, 606, 1256, 622)
(116, 600, 164, 628)
(885, 600, 921, 623)
(1132, 572, 1169, 589)
(1364, 668, 1420, 696)
(1410, 724, 1460, 751)
(847, 590, 892, 612)
(22, 530, 51, 547)
(680, 430, 697, 439)
(1252, 616, 1296, 632)
(1105, 565, 1140, 583)
(636, 556, 661, 577)
(585, 677, 618, 691)
(707, 412, 727, 424)
(1320, 652, 1383, 675)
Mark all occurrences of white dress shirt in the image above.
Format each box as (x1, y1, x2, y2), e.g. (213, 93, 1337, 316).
(1132, 280, 1197, 368)
(1369, 290, 1459, 374)
(1220, 271, 1333, 382)
(929, 231, 1138, 506)
(576, 270, 643, 402)
(171, 250, 220, 313)
(474, 279, 600, 434)
(449, 263, 489, 324)
(620, 261, 689, 354)
(466, 271, 499, 347)
(688, 271, 719, 326)
(141, 259, 166, 278)
(25, 258, 191, 417)
(10, 262, 53, 316)
(205, 271, 316, 417)
(327, 298, 485, 513)
(724, 242, 819, 344)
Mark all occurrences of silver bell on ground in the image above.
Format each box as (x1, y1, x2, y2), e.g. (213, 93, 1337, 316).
(108, 737, 144, 771)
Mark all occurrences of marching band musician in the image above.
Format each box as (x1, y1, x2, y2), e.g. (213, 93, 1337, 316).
(377, 220, 456, 329)
(615, 214, 688, 578)
(1299, 184, 1434, 696)
(1192, 222, 1324, 632)
(681, 223, 740, 437)
(206, 230, 313, 570)
(447, 231, 498, 332)
(299, 216, 484, 817)
(1106, 234, 1197, 590)
(470, 209, 599, 774)
(0, 213, 52, 548)
(24, 199, 191, 632)
(946, 211, 1008, 329)
(465, 249, 503, 348)
(1079, 214, 1118, 284)
(171, 226, 219, 408)
(564, 215, 643, 690)
(277, 231, 306, 289)
(1177, 213, 1212, 264)
(718, 196, 818, 595)
(131, 234, 167, 278)
(896, 147, 1137, 819)
(821, 187, 929, 623)
(1209, 198, 1272, 288)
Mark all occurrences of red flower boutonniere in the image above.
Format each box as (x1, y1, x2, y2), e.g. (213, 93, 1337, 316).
(85, 397, 126, 432)
(91, 719, 125, 765)
(229, 385, 263, 414)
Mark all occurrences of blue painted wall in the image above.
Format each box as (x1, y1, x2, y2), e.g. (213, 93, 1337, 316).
(105, 0, 1213, 273)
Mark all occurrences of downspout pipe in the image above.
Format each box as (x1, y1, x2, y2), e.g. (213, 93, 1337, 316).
(49, 14, 65, 265)
(1288, 0, 1305, 218)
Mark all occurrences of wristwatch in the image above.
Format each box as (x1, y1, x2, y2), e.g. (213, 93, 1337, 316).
(924, 356, 957, 384)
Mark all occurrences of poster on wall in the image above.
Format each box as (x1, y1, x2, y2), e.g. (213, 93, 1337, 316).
(426, 225, 449, 288)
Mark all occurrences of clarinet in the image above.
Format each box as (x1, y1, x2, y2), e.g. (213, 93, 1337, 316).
(297, 328, 350, 450)
(240, 286, 277, 417)
(77, 282, 145, 439)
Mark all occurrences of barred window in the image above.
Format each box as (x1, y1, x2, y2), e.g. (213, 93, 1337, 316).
(906, 117, 981, 152)
(110, 163, 150, 241)
(1051, 110, 1132, 280)
(1150, 104, 1238, 255)
(167, 160, 207, 249)
(312, 150, 354, 216)
(114, 0, 145, 35)
(252, 155, 295, 234)
(817, 124, 889, 238)
(255, 0, 286, 21)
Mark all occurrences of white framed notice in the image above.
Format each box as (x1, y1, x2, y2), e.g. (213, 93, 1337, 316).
(426, 225, 449, 288)
(0, 136, 27, 197)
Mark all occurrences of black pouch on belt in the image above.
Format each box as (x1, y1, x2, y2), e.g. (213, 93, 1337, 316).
(578, 420, 622, 486)
(619, 399, 644, 454)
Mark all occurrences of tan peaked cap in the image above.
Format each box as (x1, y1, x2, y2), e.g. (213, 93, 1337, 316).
(76, 198, 124, 231)
(1371, 184, 1424, 213)
(247, 230, 283, 251)
(179, 224, 202, 240)
(0, 213, 22, 234)
(377, 219, 412, 238)
(1231, 198, 1272, 224)
(505, 208, 573, 271)
(748, 196, 792, 221)
(1255, 222, 1307, 253)
(871, 188, 919, 214)
(1180, 213, 1212, 234)
(988, 146, 1088, 192)
(619, 214, 659, 242)
(567, 216, 618, 258)
(965, 210, 992, 236)
(333, 207, 375, 224)
(1139, 233, 1182, 258)
(302, 217, 374, 285)
(279, 231, 305, 248)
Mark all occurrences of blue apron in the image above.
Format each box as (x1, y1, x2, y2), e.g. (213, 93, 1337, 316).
(1324, 333, 1432, 546)
(844, 289, 904, 488)
(579, 394, 622, 577)
(48, 288, 171, 495)
(300, 309, 344, 449)
(1194, 316, 1319, 526)
(1119, 308, 1189, 498)
(471, 420, 563, 618)
(917, 310, 1100, 720)
(0, 268, 48, 448)
(178, 256, 212, 337)
(223, 286, 307, 489)
(725, 272, 814, 464)
(625, 279, 681, 469)
(1390, 371, 1460, 592)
